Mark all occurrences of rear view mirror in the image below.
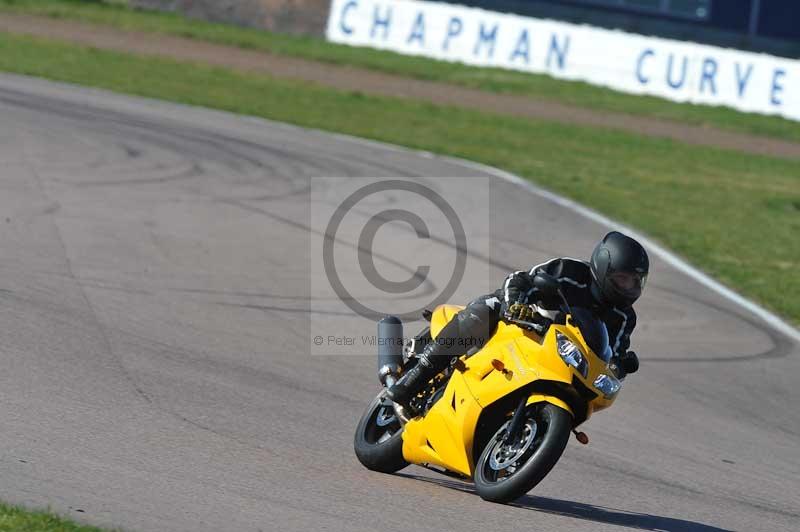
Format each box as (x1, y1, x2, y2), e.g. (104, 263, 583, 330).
(533, 272, 560, 297)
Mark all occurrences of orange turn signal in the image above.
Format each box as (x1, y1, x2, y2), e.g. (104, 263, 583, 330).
(491, 359, 505, 372)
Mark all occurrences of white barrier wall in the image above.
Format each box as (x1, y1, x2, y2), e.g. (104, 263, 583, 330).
(326, 0, 800, 122)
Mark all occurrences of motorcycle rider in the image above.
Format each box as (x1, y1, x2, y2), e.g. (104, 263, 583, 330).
(387, 231, 648, 411)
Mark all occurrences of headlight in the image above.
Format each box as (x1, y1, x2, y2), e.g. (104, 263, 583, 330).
(556, 332, 588, 378)
(593, 374, 621, 399)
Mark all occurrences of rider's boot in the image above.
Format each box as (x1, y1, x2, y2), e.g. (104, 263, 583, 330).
(386, 341, 451, 411)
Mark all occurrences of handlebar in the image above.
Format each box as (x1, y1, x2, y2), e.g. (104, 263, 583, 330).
(503, 272, 578, 335)
(503, 312, 551, 335)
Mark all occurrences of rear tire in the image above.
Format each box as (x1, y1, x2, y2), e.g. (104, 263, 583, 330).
(474, 403, 571, 503)
(354, 394, 408, 473)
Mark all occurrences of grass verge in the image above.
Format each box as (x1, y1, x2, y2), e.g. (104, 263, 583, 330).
(1, 0, 800, 143)
(0, 502, 108, 531)
(0, 32, 797, 324)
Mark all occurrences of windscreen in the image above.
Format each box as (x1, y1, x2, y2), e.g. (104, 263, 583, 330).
(570, 307, 612, 363)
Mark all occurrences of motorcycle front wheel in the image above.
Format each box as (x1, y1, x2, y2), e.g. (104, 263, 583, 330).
(353, 394, 408, 473)
(474, 402, 571, 503)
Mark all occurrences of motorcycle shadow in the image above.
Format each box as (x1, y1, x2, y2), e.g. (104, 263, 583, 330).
(396, 472, 732, 532)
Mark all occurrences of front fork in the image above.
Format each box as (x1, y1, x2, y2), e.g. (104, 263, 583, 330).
(503, 396, 529, 444)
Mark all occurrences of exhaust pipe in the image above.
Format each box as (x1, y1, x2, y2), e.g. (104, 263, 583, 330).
(377, 316, 404, 387)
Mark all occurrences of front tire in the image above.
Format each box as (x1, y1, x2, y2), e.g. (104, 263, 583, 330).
(354, 394, 408, 473)
(474, 403, 571, 503)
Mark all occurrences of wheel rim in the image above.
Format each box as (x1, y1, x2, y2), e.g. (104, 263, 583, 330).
(364, 399, 401, 445)
(488, 420, 537, 470)
(481, 407, 549, 483)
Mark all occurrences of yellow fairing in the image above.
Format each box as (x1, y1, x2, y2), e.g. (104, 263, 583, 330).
(430, 304, 576, 404)
(526, 394, 572, 413)
(404, 305, 477, 475)
(402, 303, 619, 477)
(401, 369, 482, 476)
(460, 320, 573, 407)
(403, 305, 578, 476)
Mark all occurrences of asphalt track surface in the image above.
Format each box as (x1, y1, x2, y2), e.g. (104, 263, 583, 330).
(0, 73, 798, 532)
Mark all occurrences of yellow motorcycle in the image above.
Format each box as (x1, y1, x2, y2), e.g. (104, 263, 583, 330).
(354, 274, 625, 503)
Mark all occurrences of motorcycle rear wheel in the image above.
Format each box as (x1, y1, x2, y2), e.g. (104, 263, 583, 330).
(354, 394, 408, 473)
(474, 403, 571, 503)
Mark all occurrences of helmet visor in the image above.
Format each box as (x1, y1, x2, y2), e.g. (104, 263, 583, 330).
(608, 271, 647, 299)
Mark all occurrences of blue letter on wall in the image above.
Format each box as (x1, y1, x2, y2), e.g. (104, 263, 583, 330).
(771, 69, 786, 106)
(340, 0, 358, 35)
(636, 49, 654, 84)
(407, 11, 425, 46)
(666, 54, 687, 89)
(699, 58, 718, 95)
(546, 34, 570, 70)
(473, 22, 498, 58)
(735, 63, 753, 98)
(442, 17, 463, 52)
(510, 29, 530, 64)
(371, 4, 392, 40)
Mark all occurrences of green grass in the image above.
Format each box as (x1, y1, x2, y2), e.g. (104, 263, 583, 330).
(0, 502, 108, 531)
(1, 0, 800, 143)
(0, 33, 797, 324)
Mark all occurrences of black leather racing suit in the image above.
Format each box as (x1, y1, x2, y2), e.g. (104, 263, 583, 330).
(423, 258, 637, 370)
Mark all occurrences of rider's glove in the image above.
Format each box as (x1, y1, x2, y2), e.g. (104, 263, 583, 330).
(506, 302, 534, 321)
(618, 351, 639, 376)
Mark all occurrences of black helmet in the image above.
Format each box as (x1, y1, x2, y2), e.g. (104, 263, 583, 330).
(590, 231, 649, 308)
